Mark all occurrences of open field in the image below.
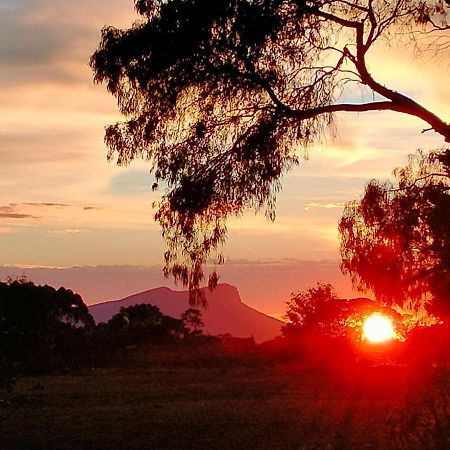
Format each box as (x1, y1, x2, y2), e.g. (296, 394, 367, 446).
(2, 364, 447, 450)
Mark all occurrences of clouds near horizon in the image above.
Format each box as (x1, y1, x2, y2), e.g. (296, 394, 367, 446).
(0, 260, 359, 317)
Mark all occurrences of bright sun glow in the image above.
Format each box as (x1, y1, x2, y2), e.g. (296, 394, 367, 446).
(362, 314, 395, 343)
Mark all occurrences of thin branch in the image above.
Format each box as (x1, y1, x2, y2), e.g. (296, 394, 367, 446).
(363, 0, 377, 51)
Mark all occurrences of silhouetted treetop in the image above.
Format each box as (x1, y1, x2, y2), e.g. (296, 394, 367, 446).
(106, 303, 188, 343)
(91, 1, 450, 300)
(0, 279, 94, 331)
(181, 308, 204, 333)
(0, 280, 95, 372)
(284, 282, 340, 334)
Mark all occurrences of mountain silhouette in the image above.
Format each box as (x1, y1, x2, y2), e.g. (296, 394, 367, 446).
(89, 284, 282, 343)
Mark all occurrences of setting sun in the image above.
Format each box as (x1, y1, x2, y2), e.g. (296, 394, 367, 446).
(362, 314, 395, 343)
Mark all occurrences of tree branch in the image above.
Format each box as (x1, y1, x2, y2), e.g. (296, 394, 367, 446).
(306, 4, 361, 29)
(288, 100, 398, 119)
(351, 14, 450, 142)
(226, 2, 450, 143)
(295, 2, 450, 141)
(363, 0, 377, 51)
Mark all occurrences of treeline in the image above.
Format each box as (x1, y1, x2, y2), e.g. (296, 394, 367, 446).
(1, 280, 254, 390)
(2, 278, 449, 394)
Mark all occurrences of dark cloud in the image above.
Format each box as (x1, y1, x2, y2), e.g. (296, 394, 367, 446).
(83, 206, 96, 210)
(0, 212, 37, 219)
(0, 202, 68, 219)
(22, 202, 69, 207)
(0, 204, 18, 213)
(0, 203, 38, 218)
(4, 202, 68, 209)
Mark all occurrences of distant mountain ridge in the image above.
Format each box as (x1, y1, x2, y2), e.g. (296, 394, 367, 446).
(89, 284, 282, 343)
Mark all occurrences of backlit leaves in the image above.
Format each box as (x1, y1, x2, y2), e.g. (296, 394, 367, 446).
(339, 148, 450, 316)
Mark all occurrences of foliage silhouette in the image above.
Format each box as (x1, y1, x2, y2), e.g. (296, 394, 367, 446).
(181, 308, 204, 334)
(0, 279, 94, 373)
(284, 282, 339, 334)
(339, 148, 450, 317)
(91, 1, 450, 300)
(91, 304, 228, 368)
(105, 303, 188, 345)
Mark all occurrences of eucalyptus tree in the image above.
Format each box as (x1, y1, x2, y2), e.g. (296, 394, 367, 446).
(91, 1, 450, 301)
(339, 149, 450, 317)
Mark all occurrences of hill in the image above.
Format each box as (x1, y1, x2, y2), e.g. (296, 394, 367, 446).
(89, 284, 283, 343)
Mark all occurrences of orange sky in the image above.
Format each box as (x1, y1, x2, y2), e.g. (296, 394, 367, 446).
(1, 0, 449, 316)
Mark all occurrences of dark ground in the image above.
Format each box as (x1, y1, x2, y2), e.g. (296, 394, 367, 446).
(2, 364, 446, 450)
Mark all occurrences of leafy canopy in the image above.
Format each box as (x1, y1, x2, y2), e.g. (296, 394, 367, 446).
(91, 1, 450, 300)
(339, 148, 450, 317)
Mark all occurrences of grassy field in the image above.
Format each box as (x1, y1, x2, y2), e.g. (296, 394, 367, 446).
(0, 364, 448, 449)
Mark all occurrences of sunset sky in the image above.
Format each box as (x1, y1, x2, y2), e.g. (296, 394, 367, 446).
(1, 0, 449, 317)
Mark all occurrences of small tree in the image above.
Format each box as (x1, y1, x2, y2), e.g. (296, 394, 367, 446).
(283, 282, 340, 335)
(181, 308, 204, 334)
